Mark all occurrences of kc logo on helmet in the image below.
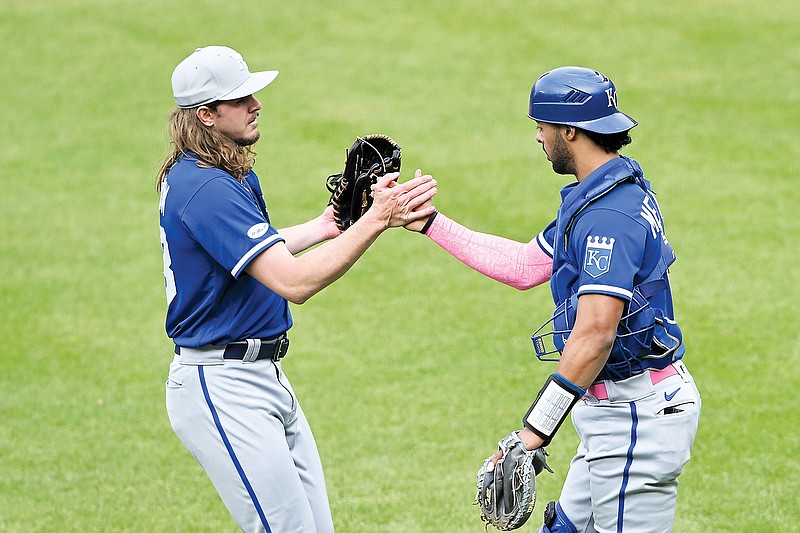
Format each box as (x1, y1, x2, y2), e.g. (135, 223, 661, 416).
(584, 236, 615, 278)
(605, 88, 618, 108)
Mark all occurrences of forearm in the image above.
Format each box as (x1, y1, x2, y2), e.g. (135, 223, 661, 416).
(518, 331, 612, 450)
(555, 294, 624, 387)
(248, 215, 384, 304)
(424, 213, 552, 290)
(278, 214, 339, 255)
(248, 172, 436, 304)
(555, 329, 615, 389)
(519, 294, 623, 449)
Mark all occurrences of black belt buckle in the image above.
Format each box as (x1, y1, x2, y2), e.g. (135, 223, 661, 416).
(272, 335, 290, 361)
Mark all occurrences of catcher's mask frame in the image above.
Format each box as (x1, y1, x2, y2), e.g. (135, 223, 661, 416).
(531, 283, 664, 363)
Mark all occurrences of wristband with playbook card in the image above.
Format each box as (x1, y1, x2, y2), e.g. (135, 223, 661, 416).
(523, 372, 586, 446)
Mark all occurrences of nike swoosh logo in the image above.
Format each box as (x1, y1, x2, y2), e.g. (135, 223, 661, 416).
(664, 388, 681, 401)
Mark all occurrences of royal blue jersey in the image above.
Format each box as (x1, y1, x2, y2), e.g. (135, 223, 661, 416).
(158, 154, 292, 348)
(535, 156, 684, 380)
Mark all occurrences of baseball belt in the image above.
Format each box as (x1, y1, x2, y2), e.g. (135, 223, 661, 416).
(587, 362, 683, 400)
(174, 333, 290, 363)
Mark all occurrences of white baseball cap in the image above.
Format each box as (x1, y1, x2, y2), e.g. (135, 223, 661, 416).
(171, 46, 279, 108)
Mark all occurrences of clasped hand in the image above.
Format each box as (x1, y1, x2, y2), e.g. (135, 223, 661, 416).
(368, 170, 437, 228)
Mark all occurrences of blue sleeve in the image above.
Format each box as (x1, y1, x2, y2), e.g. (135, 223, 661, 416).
(182, 177, 284, 277)
(570, 208, 647, 301)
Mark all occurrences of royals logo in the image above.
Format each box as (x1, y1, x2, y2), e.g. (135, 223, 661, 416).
(230, 51, 248, 71)
(584, 236, 615, 278)
(605, 88, 618, 108)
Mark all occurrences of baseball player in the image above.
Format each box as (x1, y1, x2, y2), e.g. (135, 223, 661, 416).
(157, 46, 436, 533)
(407, 67, 701, 532)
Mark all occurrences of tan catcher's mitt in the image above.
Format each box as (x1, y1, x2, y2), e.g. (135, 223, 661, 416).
(326, 134, 401, 231)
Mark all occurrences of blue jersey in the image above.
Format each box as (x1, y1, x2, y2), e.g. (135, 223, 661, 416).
(158, 154, 292, 348)
(535, 156, 684, 380)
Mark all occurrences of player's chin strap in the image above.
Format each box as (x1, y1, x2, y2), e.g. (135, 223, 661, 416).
(523, 373, 586, 447)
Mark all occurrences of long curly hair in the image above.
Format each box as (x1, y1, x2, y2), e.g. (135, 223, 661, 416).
(156, 105, 256, 193)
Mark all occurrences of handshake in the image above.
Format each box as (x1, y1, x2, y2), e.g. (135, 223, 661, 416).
(325, 134, 437, 233)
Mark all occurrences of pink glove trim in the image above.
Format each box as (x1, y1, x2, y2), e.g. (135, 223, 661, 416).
(425, 213, 552, 290)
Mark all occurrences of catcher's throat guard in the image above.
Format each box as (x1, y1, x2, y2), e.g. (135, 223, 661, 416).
(326, 134, 401, 231)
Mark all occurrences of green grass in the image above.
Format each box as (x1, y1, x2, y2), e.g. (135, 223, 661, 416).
(1, 0, 798, 531)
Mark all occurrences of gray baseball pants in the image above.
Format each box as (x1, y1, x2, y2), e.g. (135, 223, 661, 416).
(558, 361, 701, 533)
(166, 354, 334, 533)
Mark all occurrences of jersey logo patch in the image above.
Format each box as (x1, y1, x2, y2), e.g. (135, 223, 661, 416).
(584, 236, 615, 278)
(247, 222, 270, 239)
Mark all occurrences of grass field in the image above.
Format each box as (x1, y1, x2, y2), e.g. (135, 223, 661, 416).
(1, 0, 798, 531)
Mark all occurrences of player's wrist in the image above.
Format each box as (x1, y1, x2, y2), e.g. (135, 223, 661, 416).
(323, 216, 343, 240)
(356, 208, 392, 232)
(517, 427, 545, 450)
(419, 209, 438, 234)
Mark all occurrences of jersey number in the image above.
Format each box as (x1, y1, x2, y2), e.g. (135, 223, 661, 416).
(158, 182, 177, 306)
(160, 226, 177, 305)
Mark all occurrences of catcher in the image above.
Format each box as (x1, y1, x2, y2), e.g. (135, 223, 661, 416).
(406, 67, 700, 532)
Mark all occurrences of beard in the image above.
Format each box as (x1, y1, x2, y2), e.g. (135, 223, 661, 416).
(548, 132, 576, 176)
(235, 129, 260, 147)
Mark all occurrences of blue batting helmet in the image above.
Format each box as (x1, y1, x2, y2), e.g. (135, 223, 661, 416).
(528, 66, 637, 134)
